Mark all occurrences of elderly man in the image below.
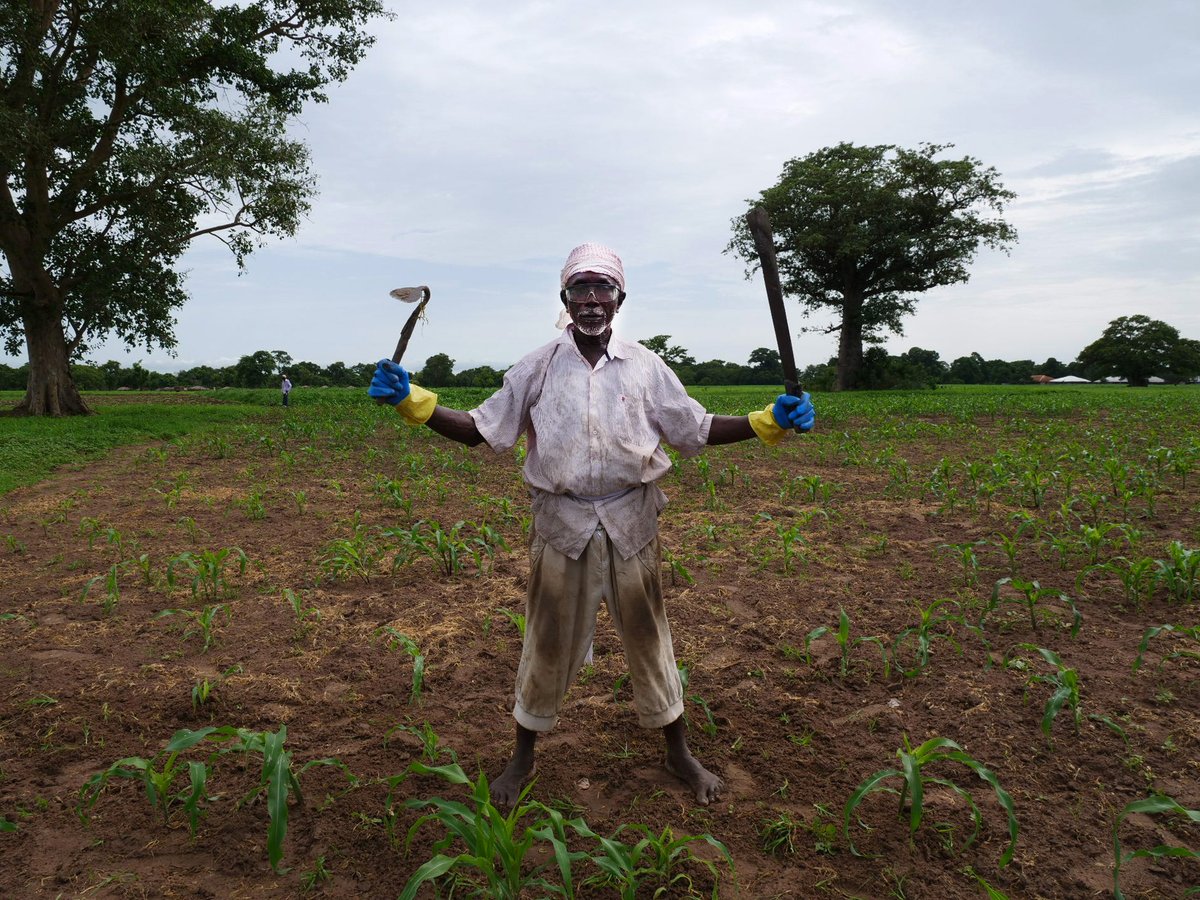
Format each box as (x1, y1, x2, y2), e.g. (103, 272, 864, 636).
(369, 243, 814, 806)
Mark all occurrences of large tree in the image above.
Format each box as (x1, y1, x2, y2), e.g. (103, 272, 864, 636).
(727, 142, 1017, 391)
(1075, 315, 1200, 386)
(0, 0, 387, 415)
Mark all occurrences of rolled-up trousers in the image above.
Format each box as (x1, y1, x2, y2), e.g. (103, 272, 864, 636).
(513, 525, 684, 732)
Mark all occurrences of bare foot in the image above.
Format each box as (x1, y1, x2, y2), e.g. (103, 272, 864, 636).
(665, 751, 724, 805)
(489, 755, 535, 807)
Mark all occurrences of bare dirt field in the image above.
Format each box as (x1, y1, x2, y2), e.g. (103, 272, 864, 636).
(1, 392, 1197, 898)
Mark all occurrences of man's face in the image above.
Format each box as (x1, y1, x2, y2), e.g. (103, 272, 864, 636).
(563, 272, 622, 337)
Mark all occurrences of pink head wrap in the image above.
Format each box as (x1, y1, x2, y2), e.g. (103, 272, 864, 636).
(560, 243, 625, 291)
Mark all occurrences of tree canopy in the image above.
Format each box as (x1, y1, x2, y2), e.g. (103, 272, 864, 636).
(0, 0, 388, 415)
(1075, 315, 1200, 386)
(638, 335, 695, 368)
(727, 142, 1017, 391)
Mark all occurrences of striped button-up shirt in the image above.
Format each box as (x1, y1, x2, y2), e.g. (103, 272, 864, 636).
(470, 327, 713, 559)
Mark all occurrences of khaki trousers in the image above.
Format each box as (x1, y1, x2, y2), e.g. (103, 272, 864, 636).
(513, 526, 684, 732)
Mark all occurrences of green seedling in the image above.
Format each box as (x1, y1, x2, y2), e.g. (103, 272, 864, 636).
(373, 475, 415, 516)
(806, 607, 889, 679)
(300, 854, 332, 892)
(612, 672, 631, 702)
(166, 546, 249, 601)
(1078, 522, 1119, 566)
(1046, 530, 1078, 570)
(282, 589, 320, 625)
(1086, 555, 1157, 610)
(191, 664, 243, 711)
(494, 607, 526, 637)
(1006, 645, 1125, 745)
(577, 820, 735, 900)
(400, 762, 587, 900)
(843, 735, 1018, 867)
(1112, 794, 1200, 900)
(78, 516, 104, 550)
(78, 727, 215, 834)
(145, 724, 354, 871)
(81, 563, 124, 615)
(156, 604, 229, 653)
(102, 525, 132, 556)
(387, 519, 509, 577)
(984, 577, 1081, 637)
(175, 515, 203, 543)
(938, 541, 985, 588)
(320, 515, 381, 583)
(377, 628, 427, 704)
(1132, 623, 1200, 673)
(1170, 449, 1197, 487)
(1019, 465, 1051, 509)
(964, 865, 1011, 899)
(662, 547, 695, 586)
(384, 721, 458, 764)
(1154, 540, 1200, 604)
(155, 471, 192, 508)
(775, 521, 808, 574)
(885, 460, 913, 497)
(129, 552, 155, 586)
(213, 724, 356, 872)
(891, 597, 983, 678)
(239, 488, 267, 520)
(3, 533, 25, 554)
(991, 531, 1022, 577)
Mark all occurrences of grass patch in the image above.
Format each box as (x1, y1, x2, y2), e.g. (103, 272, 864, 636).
(0, 393, 264, 496)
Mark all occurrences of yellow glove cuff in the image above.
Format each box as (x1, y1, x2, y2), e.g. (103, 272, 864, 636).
(748, 403, 788, 446)
(395, 384, 438, 425)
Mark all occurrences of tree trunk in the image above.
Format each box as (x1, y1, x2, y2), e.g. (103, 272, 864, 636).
(835, 290, 865, 391)
(13, 307, 91, 416)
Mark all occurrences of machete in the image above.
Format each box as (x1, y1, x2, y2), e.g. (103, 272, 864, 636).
(745, 206, 805, 431)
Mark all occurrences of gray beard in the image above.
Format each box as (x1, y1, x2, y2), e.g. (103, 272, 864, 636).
(574, 320, 609, 337)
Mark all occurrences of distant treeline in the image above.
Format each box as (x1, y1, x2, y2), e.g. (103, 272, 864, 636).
(0, 345, 1092, 393)
(0, 353, 374, 391)
(798, 347, 1085, 391)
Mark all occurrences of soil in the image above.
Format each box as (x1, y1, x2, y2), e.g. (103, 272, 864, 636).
(0, 397, 1197, 899)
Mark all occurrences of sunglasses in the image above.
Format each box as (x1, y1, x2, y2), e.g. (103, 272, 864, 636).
(564, 283, 620, 303)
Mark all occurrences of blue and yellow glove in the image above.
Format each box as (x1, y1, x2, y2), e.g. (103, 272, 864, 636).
(369, 359, 410, 405)
(748, 392, 815, 446)
(368, 359, 437, 425)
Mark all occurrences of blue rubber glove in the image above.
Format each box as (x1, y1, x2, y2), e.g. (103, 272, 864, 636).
(368, 359, 411, 406)
(772, 392, 815, 432)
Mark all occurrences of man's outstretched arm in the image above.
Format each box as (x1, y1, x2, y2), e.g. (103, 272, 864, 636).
(706, 415, 756, 445)
(426, 407, 485, 446)
(706, 393, 815, 446)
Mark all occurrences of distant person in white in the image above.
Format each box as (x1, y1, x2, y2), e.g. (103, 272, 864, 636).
(281, 374, 292, 407)
(368, 243, 814, 806)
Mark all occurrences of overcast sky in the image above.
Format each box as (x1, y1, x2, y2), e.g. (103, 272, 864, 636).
(13, 0, 1200, 375)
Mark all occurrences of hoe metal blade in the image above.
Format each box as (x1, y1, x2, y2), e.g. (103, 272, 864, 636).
(388, 285, 431, 363)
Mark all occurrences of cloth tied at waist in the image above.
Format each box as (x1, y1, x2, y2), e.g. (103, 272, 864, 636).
(565, 486, 639, 504)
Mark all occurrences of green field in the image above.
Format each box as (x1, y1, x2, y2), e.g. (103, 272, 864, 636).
(1, 383, 1197, 898)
